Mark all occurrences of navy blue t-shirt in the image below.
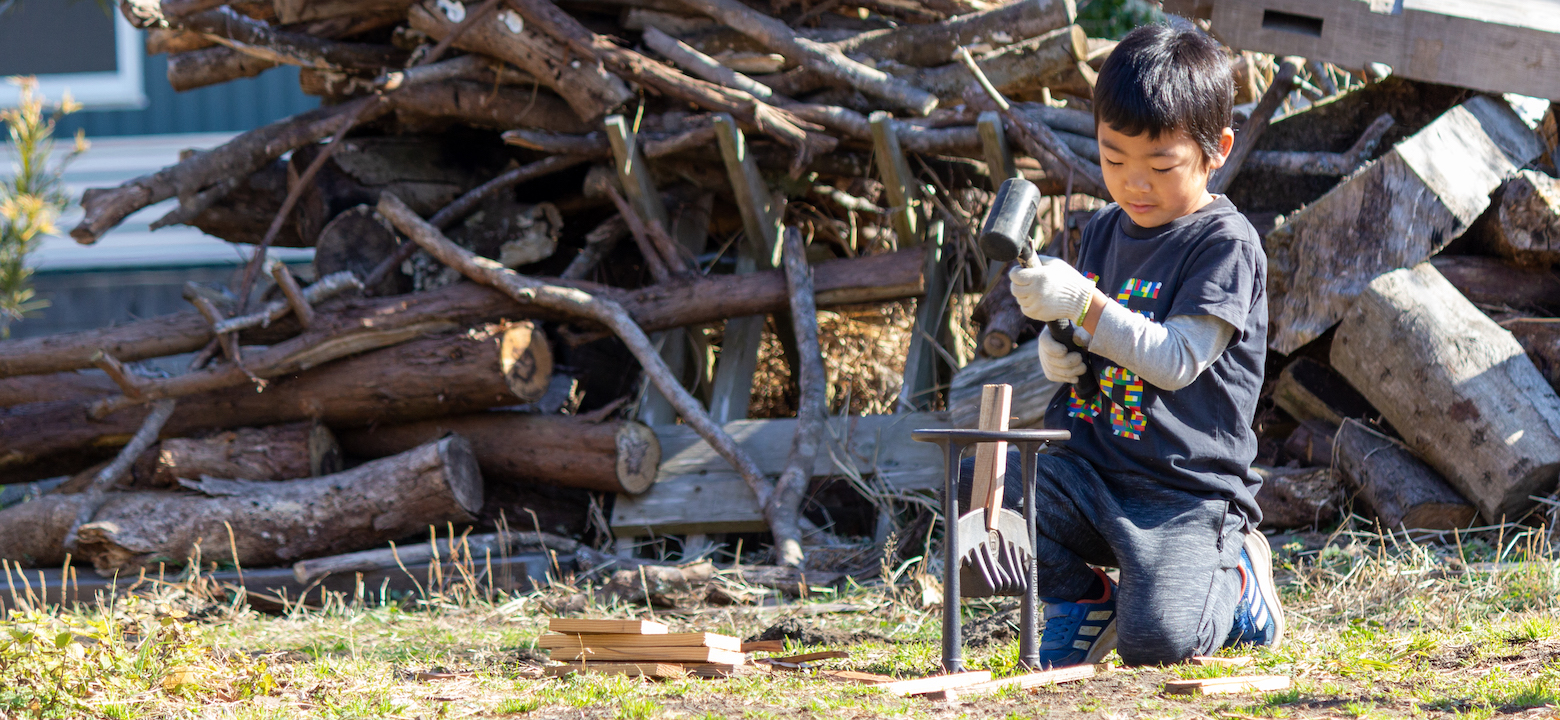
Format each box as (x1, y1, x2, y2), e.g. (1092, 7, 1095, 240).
(1043, 196, 1269, 524)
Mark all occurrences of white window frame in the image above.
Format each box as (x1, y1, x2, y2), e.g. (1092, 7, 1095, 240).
(0, 13, 146, 110)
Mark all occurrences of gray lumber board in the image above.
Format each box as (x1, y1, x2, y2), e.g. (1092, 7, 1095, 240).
(605, 115, 672, 231)
(611, 413, 951, 537)
(899, 221, 949, 411)
(1265, 94, 1542, 353)
(1206, 0, 1560, 101)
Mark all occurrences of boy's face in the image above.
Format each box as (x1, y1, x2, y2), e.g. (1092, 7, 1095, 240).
(1096, 123, 1235, 228)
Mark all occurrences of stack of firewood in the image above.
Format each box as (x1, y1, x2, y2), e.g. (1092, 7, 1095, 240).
(1, 0, 1558, 589)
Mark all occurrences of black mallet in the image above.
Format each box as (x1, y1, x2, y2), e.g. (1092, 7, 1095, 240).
(978, 177, 1099, 400)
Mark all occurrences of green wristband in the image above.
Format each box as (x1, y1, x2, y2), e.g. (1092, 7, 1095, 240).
(1076, 301, 1090, 326)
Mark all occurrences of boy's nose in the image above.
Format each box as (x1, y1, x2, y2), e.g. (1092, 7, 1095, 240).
(1124, 173, 1153, 193)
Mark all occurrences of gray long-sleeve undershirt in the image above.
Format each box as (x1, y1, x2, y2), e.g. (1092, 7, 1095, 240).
(1080, 302, 1235, 391)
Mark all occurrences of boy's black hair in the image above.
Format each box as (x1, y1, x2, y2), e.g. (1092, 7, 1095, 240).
(1093, 24, 1234, 161)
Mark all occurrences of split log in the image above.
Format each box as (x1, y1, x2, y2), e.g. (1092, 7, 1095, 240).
(167, 45, 277, 92)
(675, 0, 939, 115)
(0, 246, 923, 379)
(74, 435, 482, 573)
(71, 95, 391, 244)
(289, 135, 484, 248)
(906, 25, 1091, 101)
(1330, 264, 1560, 523)
(1429, 256, 1560, 313)
(1266, 95, 1543, 353)
(1283, 419, 1338, 467)
(1332, 419, 1477, 531)
(1251, 464, 1341, 530)
(143, 421, 343, 487)
(1482, 170, 1560, 267)
(831, 0, 1074, 68)
(292, 529, 578, 584)
(1271, 357, 1380, 427)
(408, 0, 632, 121)
(0, 324, 550, 481)
(970, 261, 1037, 358)
(337, 414, 660, 494)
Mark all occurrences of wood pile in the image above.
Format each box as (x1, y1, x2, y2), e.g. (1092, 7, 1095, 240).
(1, 0, 1559, 596)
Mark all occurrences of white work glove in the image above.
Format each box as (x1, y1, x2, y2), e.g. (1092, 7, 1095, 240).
(1009, 256, 1095, 324)
(1037, 324, 1086, 384)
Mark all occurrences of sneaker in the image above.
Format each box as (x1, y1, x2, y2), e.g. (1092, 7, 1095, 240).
(1225, 530, 1285, 649)
(1037, 569, 1118, 668)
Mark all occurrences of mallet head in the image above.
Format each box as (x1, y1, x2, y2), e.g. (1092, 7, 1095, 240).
(979, 177, 1042, 267)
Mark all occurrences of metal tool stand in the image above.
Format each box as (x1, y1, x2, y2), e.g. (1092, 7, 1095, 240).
(912, 428, 1070, 673)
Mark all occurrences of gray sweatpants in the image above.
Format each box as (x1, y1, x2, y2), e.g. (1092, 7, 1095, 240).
(958, 448, 1246, 666)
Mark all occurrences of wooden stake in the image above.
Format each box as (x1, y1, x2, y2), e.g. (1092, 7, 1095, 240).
(870, 111, 920, 247)
(970, 384, 1012, 531)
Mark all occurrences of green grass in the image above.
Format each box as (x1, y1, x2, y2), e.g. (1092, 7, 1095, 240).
(3, 525, 1560, 717)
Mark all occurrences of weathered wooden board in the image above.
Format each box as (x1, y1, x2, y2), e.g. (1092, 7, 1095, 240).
(1203, 0, 1560, 101)
(549, 618, 668, 635)
(1266, 95, 1541, 353)
(610, 413, 949, 537)
(537, 633, 740, 651)
(1330, 264, 1560, 522)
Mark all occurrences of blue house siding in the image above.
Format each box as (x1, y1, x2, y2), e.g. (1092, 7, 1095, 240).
(54, 52, 319, 138)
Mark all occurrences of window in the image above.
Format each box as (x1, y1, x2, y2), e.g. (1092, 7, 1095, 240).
(0, 3, 145, 109)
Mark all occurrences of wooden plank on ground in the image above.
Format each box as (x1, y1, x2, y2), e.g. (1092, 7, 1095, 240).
(548, 618, 669, 635)
(1206, 0, 1560, 101)
(537, 632, 741, 651)
(545, 662, 687, 678)
(687, 662, 772, 678)
(549, 646, 747, 664)
(923, 663, 1102, 700)
(770, 650, 850, 664)
(1163, 675, 1291, 696)
(1189, 656, 1252, 668)
(610, 413, 949, 537)
(880, 671, 994, 696)
(1264, 94, 1541, 353)
(741, 640, 786, 652)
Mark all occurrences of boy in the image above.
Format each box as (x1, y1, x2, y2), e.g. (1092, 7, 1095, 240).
(973, 23, 1279, 667)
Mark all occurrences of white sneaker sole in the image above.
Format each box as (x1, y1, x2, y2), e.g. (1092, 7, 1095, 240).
(1242, 530, 1285, 650)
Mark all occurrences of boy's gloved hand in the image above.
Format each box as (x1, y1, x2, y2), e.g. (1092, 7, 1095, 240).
(1037, 325, 1086, 383)
(1010, 257, 1096, 323)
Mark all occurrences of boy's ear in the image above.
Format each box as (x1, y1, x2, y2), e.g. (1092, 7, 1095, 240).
(1209, 127, 1236, 170)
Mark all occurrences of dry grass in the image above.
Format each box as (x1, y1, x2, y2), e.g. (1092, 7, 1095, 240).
(6, 521, 1560, 718)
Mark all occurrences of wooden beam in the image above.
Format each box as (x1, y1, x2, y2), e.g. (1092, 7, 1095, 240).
(1206, 0, 1560, 101)
(871, 111, 921, 247)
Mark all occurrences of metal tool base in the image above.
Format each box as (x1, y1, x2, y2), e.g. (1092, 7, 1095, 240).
(911, 428, 1069, 673)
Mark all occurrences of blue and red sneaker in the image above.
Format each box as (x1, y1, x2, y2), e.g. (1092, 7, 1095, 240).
(1037, 568, 1118, 668)
(1225, 530, 1285, 649)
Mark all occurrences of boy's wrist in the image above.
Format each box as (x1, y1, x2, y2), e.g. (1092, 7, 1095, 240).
(1081, 291, 1108, 335)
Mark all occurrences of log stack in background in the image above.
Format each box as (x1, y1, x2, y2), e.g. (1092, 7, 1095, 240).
(0, 0, 1557, 583)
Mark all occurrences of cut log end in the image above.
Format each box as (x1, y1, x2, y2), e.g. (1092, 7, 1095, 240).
(500, 320, 553, 402)
(981, 331, 1015, 358)
(614, 421, 661, 495)
(437, 434, 485, 516)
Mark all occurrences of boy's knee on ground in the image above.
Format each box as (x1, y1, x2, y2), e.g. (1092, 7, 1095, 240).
(1114, 616, 1207, 666)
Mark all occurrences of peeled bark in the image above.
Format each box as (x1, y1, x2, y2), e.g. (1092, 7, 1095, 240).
(0, 323, 551, 481)
(1331, 264, 1560, 523)
(338, 414, 659, 494)
(75, 435, 483, 573)
(145, 421, 343, 486)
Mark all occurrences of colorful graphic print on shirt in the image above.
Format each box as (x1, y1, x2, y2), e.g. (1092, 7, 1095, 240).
(1067, 275, 1160, 440)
